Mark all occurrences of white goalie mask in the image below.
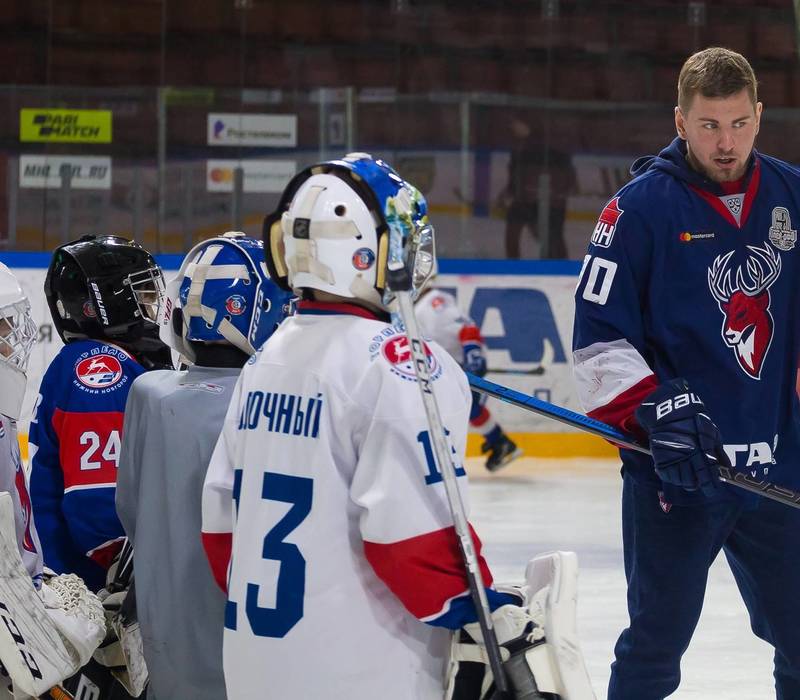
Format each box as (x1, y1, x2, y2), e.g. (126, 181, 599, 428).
(0, 264, 37, 420)
(264, 153, 435, 312)
(282, 173, 384, 306)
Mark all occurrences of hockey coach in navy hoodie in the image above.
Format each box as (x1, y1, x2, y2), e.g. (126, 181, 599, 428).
(573, 47, 800, 700)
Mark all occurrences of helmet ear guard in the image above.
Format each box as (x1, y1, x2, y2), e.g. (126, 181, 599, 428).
(375, 231, 389, 294)
(262, 210, 292, 292)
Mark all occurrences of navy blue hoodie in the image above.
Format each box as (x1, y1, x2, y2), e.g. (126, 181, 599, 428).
(573, 137, 800, 504)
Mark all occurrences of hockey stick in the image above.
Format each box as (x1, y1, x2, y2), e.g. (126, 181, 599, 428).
(388, 263, 511, 697)
(488, 366, 545, 377)
(467, 373, 800, 510)
(107, 539, 134, 594)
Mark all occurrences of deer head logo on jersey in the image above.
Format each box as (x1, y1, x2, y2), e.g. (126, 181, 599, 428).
(707, 243, 781, 380)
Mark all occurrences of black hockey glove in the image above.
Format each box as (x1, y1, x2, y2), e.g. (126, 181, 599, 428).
(448, 603, 551, 700)
(635, 378, 730, 498)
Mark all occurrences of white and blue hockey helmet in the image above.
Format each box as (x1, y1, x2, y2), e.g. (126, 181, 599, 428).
(0, 263, 37, 420)
(263, 153, 436, 312)
(159, 232, 292, 364)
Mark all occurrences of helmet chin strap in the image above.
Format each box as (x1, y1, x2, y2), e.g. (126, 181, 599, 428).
(349, 276, 383, 308)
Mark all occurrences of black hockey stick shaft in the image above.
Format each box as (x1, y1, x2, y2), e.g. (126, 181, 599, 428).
(468, 373, 800, 510)
(390, 265, 510, 697)
(107, 538, 134, 594)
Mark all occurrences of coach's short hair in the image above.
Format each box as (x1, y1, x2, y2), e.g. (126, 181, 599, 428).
(678, 47, 758, 112)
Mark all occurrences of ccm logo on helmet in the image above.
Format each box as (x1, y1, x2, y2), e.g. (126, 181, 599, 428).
(655, 392, 703, 421)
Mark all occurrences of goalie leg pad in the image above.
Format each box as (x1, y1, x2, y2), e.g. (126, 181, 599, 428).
(446, 551, 595, 700)
(0, 493, 104, 698)
(524, 551, 594, 700)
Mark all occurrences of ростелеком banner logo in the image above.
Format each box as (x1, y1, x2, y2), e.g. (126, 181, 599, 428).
(207, 113, 297, 147)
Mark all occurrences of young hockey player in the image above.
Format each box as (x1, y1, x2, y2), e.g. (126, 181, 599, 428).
(29, 234, 172, 594)
(115, 232, 291, 700)
(415, 286, 522, 471)
(0, 263, 105, 699)
(573, 47, 800, 699)
(202, 154, 594, 699)
(0, 262, 43, 587)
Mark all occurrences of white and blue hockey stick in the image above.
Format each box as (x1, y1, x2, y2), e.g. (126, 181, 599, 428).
(468, 373, 800, 510)
(388, 263, 512, 698)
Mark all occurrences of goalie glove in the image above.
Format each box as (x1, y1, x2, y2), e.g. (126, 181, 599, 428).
(93, 582, 148, 697)
(446, 552, 595, 700)
(40, 572, 106, 671)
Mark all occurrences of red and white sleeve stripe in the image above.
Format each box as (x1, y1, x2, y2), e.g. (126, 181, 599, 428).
(573, 339, 657, 436)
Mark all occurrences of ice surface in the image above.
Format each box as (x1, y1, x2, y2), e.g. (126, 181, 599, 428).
(465, 456, 775, 699)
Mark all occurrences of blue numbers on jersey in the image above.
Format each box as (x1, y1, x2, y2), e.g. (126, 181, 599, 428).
(417, 429, 466, 485)
(227, 471, 313, 639)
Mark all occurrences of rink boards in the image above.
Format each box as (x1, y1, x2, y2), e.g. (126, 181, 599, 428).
(0, 253, 615, 458)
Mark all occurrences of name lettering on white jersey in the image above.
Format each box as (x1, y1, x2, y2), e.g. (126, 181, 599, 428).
(238, 391, 323, 438)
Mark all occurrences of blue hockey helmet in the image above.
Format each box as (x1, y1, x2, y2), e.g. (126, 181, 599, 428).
(160, 232, 292, 363)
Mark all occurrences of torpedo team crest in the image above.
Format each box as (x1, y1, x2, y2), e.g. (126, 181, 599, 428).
(707, 243, 781, 380)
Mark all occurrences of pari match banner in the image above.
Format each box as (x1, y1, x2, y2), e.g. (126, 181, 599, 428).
(0, 255, 612, 457)
(19, 108, 112, 144)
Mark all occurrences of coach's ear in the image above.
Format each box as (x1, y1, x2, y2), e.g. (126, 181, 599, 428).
(754, 100, 763, 136)
(675, 106, 688, 140)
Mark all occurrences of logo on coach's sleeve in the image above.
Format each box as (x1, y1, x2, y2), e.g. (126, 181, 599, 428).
(768, 206, 797, 251)
(591, 197, 623, 248)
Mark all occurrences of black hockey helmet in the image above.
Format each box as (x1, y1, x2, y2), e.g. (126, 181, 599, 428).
(45, 234, 165, 345)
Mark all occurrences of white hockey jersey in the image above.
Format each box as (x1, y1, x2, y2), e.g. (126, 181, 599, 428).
(415, 288, 483, 364)
(0, 415, 43, 585)
(202, 301, 504, 700)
